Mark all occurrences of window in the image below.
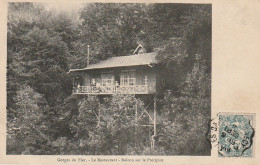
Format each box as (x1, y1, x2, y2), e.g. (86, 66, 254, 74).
(101, 73, 114, 86)
(101, 79, 113, 86)
(121, 71, 128, 86)
(121, 70, 136, 86)
(128, 70, 136, 86)
(143, 75, 148, 86)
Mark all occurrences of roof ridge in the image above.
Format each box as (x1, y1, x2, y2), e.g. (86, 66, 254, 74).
(99, 52, 156, 60)
(69, 52, 158, 72)
(112, 52, 155, 57)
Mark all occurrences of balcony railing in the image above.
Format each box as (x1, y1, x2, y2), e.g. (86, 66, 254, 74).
(73, 85, 148, 94)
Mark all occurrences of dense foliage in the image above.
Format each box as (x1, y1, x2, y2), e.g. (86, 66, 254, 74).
(7, 3, 211, 155)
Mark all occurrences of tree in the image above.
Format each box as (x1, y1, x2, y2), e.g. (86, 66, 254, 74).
(19, 26, 71, 105)
(7, 2, 77, 154)
(78, 3, 149, 63)
(67, 95, 149, 155)
(7, 85, 53, 154)
(7, 2, 48, 115)
(156, 54, 211, 155)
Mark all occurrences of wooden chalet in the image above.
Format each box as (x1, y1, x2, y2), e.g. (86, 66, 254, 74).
(69, 46, 165, 95)
(69, 45, 166, 148)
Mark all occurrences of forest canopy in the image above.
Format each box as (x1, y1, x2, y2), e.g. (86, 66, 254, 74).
(7, 3, 211, 155)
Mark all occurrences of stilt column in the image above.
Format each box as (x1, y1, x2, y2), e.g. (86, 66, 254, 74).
(151, 94, 157, 149)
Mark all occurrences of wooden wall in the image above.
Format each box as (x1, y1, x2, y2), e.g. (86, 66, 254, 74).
(80, 65, 158, 94)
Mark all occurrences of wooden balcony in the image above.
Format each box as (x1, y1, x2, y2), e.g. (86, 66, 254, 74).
(73, 85, 149, 95)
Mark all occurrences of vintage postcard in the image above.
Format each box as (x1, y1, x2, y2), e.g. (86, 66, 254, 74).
(0, 0, 259, 164)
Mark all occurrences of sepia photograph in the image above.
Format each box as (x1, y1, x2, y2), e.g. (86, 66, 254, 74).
(6, 2, 211, 155)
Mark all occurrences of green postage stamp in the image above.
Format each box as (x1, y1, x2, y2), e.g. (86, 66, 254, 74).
(218, 114, 255, 157)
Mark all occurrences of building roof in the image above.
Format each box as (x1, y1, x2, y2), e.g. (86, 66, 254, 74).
(133, 44, 146, 54)
(69, 52, 158, 72)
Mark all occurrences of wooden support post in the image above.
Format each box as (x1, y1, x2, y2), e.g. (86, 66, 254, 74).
(87, 45, 90, 67)
(73, 76, 75, 88)
(98, 103, 101, 128)
(95, 96, 101, 128)
(135, 101, 138, 148)
(149, 125, 151, 154)
(154, 94, 157, 137)
(151, 94, 157, 149)
(135, 101, 138, 122)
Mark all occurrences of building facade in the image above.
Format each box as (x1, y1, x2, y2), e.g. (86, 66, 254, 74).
(69, 52, 165, 95)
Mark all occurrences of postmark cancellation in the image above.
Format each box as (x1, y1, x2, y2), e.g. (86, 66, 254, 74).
(218, 113, 255, 157)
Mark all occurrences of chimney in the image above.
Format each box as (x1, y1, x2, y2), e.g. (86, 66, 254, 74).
(87, 45, 90, 67)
